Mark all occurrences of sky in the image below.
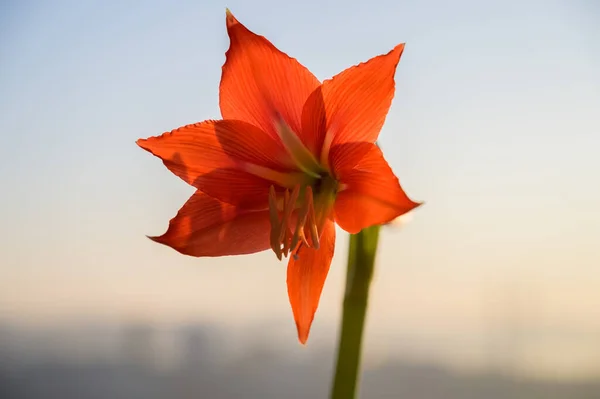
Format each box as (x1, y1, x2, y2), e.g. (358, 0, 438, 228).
(1, 0, 599, 381)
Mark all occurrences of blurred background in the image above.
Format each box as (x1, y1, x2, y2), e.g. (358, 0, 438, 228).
(1, 0, 599, 398)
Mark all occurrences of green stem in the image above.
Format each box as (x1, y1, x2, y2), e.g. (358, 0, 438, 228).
(330, 225, 381, 399)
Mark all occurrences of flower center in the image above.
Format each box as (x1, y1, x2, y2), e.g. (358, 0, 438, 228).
(268, 174, 337, 260)
(264, 116, 338, 260)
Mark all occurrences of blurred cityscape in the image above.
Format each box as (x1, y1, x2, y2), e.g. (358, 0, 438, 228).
(1, 320, 598, 399)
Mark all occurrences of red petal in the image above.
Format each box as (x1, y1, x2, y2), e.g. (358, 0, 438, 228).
(302, 44, 404, 161)
(328, 141, 373, 176)
(150, 190, 271, 257)
(193, 169, 273, 210)
(333, 144, 420, 234)
(287, 219, 336, 344)
(220, 11, 320, 149)
(137, 119, 296, 209)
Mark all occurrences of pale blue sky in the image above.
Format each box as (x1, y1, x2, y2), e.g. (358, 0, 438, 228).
(1, 0, 599, 379)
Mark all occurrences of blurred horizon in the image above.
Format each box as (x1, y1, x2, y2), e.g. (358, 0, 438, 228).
(2, 319, 600, 398)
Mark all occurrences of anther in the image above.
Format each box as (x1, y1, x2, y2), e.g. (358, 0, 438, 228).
(278, 190, 290, 243)
(281, 185, 299, 258)
(268, 185, 282, 260)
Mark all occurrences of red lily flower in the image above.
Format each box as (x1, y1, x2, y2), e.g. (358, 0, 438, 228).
(137, 10, 420, 344)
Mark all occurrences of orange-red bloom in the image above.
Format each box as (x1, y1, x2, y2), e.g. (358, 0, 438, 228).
(137, 10, 420, 344)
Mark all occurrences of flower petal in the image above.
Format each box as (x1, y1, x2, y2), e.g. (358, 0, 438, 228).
(193, 168, 274, 210)
(287, 219, 336, 344)
(328, 141, 373, 176)
(302, 44, 404, 163)
(137, 119, 289, 181)
(137, 119, 302, 209)
(149, 190, 271, 257)
(220, 10, 320, 147)
(334, 144, 420, 234)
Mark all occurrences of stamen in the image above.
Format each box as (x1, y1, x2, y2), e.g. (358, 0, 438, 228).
(289, 187, 313, 254)
(268, 186, 282, 261)
(306, 200, 320, 250)
(282, 228, 291, 258)
(300, 228, 311, 249)
(279, 184, 300, 242)
(268, 184, 324, 261)
(278, 190, 290, 242)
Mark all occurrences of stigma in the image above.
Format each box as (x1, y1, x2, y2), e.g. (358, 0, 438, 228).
(268, 184, 321, 260)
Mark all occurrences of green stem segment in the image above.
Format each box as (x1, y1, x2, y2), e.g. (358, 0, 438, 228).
(330, 225, 381, 399)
